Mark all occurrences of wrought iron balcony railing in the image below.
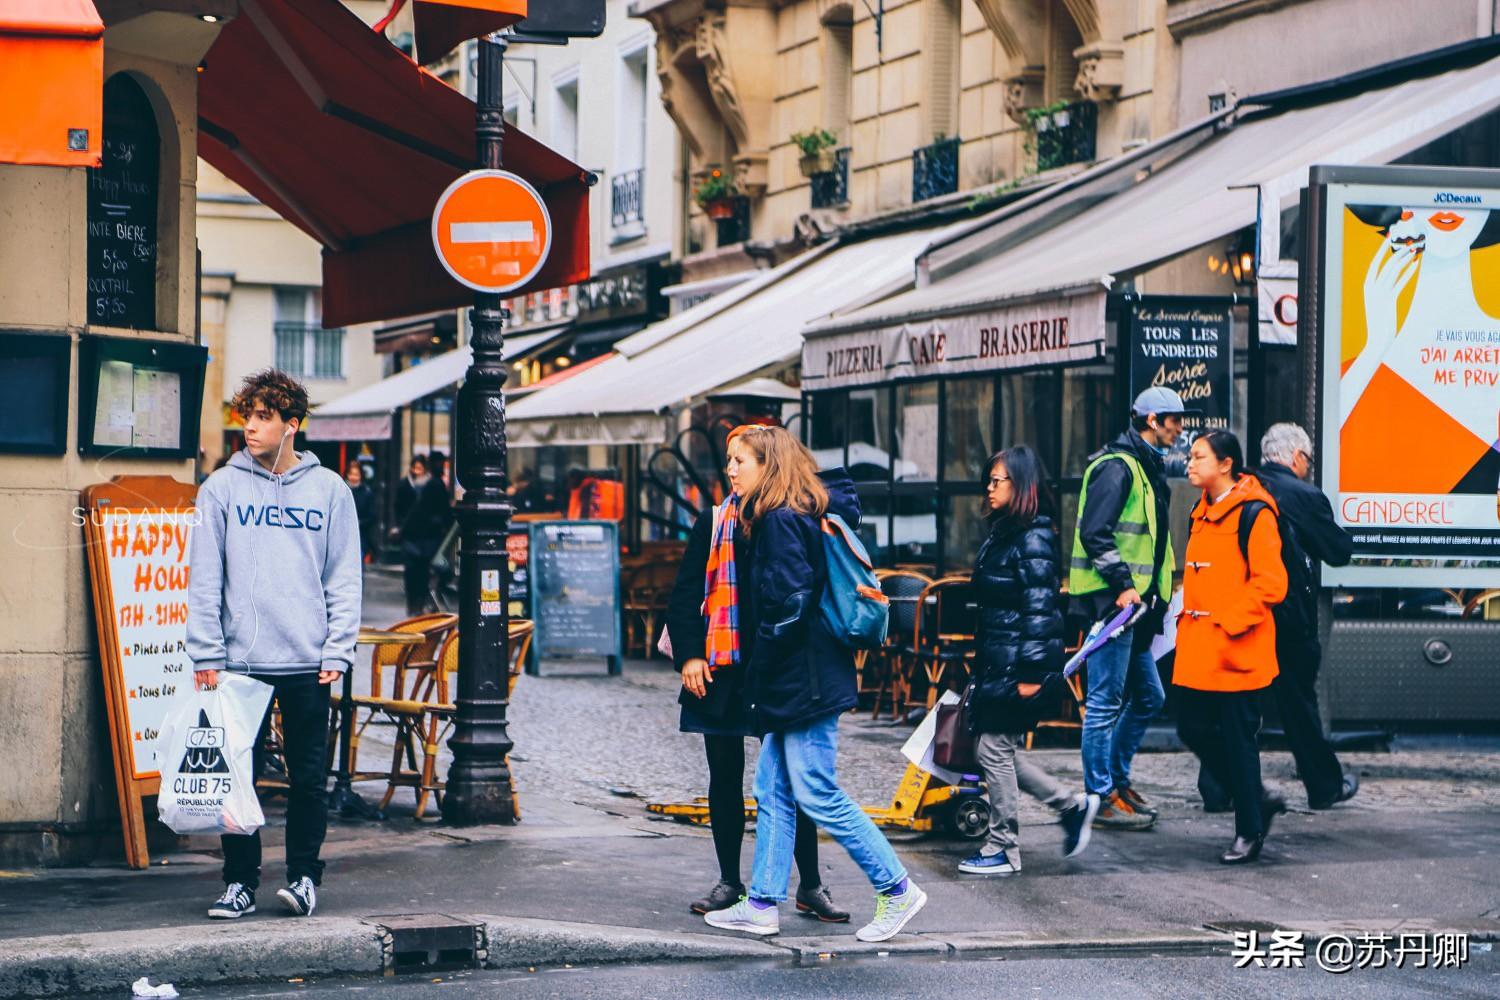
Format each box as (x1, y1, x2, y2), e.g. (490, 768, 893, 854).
(810, 147, 851, 209)
(274, 322, 344, 379)
(611, 168, 644, 230)
(1033, 100, 1097, 172)
(912, 137, 960, 202)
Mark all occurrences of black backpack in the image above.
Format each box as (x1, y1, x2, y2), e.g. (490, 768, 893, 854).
(1237, 500, 1317, 639)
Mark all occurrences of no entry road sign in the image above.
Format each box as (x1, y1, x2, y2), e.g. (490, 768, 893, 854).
(431, 169, 552, 293)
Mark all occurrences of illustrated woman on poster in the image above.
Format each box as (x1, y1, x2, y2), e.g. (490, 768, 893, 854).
(1340, 205, 1500, 507)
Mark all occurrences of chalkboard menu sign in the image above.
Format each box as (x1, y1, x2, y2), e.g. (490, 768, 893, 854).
(527, 520, 622, 675)
(1125, 295, 1234, 475)
(87, 75, 159, 331)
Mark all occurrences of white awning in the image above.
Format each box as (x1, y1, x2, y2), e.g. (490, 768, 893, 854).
(307, 328, 565, 441)
(707, 377, 802, 401)
(506, 223, 965, 447)
(804, 51, 1500, 349)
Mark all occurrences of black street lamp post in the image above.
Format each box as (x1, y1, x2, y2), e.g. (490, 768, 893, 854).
(443, 33, 516, 826)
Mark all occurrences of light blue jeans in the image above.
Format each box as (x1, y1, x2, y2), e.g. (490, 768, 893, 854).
(749, 712, 907, 901)
(1081, 627, 1165, 796)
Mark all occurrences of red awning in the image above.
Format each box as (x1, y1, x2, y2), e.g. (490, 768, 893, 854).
(0, 0, 103, 167)
(198, 0, 589, 328)
(375, 0, 528, 64)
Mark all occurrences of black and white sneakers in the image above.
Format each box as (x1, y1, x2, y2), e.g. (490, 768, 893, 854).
(207, 882, 256, 919)
(208, 878, 317, 919)
(277, 876, 318, 916)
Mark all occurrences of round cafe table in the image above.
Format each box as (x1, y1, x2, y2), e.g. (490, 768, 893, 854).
(328, 627, 424, 819)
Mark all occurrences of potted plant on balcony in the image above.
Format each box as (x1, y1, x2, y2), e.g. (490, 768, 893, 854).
(792, 128, 839, 178)
(693, 167, 741, 220)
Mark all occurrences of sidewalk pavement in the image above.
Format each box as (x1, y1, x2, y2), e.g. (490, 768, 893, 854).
(3, 775, 1499, 997)
(4, 568, 1497, 995)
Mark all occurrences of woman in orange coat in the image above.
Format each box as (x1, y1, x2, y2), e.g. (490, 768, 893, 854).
(1175, 430, 1289, 865)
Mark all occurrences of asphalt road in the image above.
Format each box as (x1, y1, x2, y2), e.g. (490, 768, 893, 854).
(179, 950, 1500, 999)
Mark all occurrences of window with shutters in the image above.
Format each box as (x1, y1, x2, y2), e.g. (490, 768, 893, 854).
(822, 7, 854, 144)
(1045, 2, 1083, 105)
(922, 0, 961, 143)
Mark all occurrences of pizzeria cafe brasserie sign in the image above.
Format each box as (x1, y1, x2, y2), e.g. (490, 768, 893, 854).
(802, 291, 1107, 390)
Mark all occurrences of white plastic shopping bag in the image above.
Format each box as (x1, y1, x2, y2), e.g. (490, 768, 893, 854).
(1149, 587, 1184, 664)
(156, 672, 273, 836)
(900, 689, 967, 786)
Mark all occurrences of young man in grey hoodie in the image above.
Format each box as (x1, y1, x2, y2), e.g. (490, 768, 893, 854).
(189, 369, 362, 919)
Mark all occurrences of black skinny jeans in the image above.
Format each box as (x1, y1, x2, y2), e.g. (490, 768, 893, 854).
(704, 734, 820, 889)
(221, 672, 332, 889)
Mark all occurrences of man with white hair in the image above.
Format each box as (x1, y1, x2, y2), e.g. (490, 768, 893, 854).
(1200, 422, 1358, 812)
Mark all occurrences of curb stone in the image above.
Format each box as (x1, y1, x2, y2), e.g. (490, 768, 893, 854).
(478, 916, 778, 968)
(3, 916, 1484, 997)
(0, 917, 385, 999)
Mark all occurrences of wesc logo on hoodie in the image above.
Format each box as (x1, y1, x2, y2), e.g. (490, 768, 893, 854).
(234, 504, 327, 531)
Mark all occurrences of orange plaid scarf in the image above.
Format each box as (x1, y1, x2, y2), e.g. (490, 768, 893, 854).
(702, 495, 741, 669)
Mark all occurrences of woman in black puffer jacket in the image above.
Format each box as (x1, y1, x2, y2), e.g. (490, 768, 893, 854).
(958, 445, 1098, 877)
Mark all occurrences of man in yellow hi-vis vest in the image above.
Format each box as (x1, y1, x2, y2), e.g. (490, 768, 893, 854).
(1069, 387, 1193, 831)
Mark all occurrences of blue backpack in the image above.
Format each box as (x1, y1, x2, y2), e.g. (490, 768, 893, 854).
(819, 513, 890, 650)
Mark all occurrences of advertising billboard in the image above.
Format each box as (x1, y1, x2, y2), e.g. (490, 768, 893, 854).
(1313, 165, 1500, 587)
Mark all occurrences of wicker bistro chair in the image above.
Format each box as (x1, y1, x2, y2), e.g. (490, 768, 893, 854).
(622, 559, 679, 657)
(328, 613, 457, 780)
(377, 620, 535, 819)
(907, 575, 981, 712)
(1029, 601, 1088, 750)
(865, 570, 933, 720)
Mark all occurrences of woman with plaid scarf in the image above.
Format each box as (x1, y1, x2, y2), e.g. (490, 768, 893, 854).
(666, 429, 846, 924)
(695, 427, 925, 943)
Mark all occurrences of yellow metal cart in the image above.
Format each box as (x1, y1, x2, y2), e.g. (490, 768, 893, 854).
(647, 762, 989, 839)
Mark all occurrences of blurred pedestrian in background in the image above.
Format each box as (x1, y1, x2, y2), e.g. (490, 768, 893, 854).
(393, 454, 451, 615)
(344, 462, 377, 564)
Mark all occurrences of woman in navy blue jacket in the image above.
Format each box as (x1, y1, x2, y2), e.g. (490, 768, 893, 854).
(702, 426, 925, 944)
(667, 494, 844, 922)
(960, 446, 1096, 877)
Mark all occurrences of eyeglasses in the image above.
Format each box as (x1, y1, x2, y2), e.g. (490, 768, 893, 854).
(987, 475, 1011, 487)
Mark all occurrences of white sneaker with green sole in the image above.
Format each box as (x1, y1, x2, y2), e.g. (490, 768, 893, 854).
(855, 882, 928, 942)
(704, 897, 780, 937)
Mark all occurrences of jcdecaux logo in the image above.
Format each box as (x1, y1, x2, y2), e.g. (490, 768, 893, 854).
(1434, 191, 1483, 205)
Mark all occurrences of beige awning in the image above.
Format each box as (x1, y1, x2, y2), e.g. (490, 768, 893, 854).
(804, 50, 1500, 354)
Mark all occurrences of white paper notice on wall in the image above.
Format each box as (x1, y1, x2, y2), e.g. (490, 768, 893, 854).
(98, 509, 195, 778)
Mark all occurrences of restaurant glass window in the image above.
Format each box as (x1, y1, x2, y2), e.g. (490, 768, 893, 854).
(854, 489, 892, 565)
(893, 381, 939, 483)
(848, 386, 892, 483)
(1057, 490, 1080, 575)
(943, 494, 988, 573)
(943, 377, 994, 484)
(808, 391, 847, 470)
(1060, 363, 1116, 479)
(998, 370, 1061, 475)
(1257, 348, 1300, 458)
(891, 493, 939, 570)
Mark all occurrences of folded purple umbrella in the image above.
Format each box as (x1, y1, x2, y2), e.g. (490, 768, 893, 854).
(1063, 603, 1147, 679)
